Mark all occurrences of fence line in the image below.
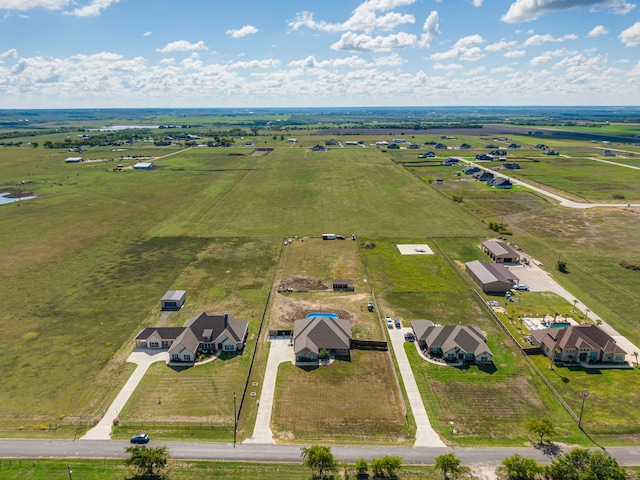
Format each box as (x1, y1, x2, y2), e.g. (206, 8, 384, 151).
(356, 240, 408, 420)
(236, 240, 285, 421)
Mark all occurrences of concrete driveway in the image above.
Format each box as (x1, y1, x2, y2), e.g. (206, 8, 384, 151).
(81, 348, 169, 440)
(386, 326, 446, 447)
(244, 337, 293, 444)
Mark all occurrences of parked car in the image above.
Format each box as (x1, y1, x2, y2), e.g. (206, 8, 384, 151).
(404, 332, 415, 341)
(130, 433, 150, 444)
(514, 284, 529, 291)
(395, 319, 401, 328)
(386, 317, 394, 329)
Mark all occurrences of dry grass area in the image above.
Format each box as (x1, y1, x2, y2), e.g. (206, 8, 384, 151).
(269, 237, 382, 339)
(271, 349, 410, 444)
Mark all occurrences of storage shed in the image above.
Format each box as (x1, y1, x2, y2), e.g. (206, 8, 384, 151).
(481, 240, 520, 263)
(161, 290, 186, 310)
(332, 279, 354, 291)
(465, 260, 518, 293)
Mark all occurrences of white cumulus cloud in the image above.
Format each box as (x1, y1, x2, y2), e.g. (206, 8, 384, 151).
(502, 0, 635, 23)
(588, 25, 608, 37)
(524, 33, 578, 46)
(485, 40, 518, 51)
(289, 0, 416, 34)
(0, 48, 18, 59)
(419, 11, 440, 48)
(0, 0, 69, 10)
(331, 31, 417, 52)
(226, 25, 258, 38)
(620, 21, 640, 46)
(156, 40, 208, 53)
(65, 0, 121, 17)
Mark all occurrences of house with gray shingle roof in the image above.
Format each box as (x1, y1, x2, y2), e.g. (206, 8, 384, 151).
(293, 317, 351, 363)
(530, 324, 627, 366)
(134, 311, 248, 365)
(411, 321, 493, 364)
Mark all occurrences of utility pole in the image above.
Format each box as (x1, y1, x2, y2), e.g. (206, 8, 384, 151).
(67, 464, 73, 480)
(579, 388, 588, 429)
(233, 391, 237, 448)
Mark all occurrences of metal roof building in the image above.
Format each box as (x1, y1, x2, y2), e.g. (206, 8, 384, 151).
(465, 260, 518, 293)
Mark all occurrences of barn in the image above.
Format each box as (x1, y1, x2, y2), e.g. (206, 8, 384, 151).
(465, 260, 518, 293)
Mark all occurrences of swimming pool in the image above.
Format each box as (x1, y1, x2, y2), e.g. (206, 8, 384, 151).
(547, 322, 571, 329)
(306, 312, 339, 319)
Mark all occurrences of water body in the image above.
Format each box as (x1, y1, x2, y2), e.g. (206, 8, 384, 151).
(0, 193, 35, 205)
(87, 125, 160, 132)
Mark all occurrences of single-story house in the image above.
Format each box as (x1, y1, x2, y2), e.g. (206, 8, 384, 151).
(530, 325, 627, 365)
(459, 143, 472, 149)
(475, 153, 493, 161)
(407, 143, 420, 149)
(135, 311, 248, 364)
(490, 149, 507, 156)
(311, 144, 325, 151)
(133, 162, 154, 170)
(481, 240, 520, 264)
(419, 151, 436, 158)
(325, 139, 338, 146)
(293, 317, 351, 363)
(503, 162, 521, 170)
(65, 157, 86, 163)
(392, 139, 406, 144)
(473, 171, 494, 182)
(465, 260, 518, 293)
(508, 143, 521, 149)
(333, 279, 354, 291)
(487, 177, 513, 189)
(161, 290, 186, 310)
(463, 166, 481, 175)
(434, 143, 448, 149)
(411, 321, 493, 364)
(387, 143, 400, 149)
(442, 157, 460, 166)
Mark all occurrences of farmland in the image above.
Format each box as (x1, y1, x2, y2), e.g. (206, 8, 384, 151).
(0, 108, 639, 449)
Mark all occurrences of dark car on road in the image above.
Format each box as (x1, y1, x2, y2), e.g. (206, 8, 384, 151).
(130, 433, 150, 444)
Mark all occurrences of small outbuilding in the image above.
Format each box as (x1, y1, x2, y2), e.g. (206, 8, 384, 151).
(465, 260, 518, 293)
(65, 157, 86, 163)
(333, 279, 354, 291)
(133, 162, 154, 170)
(161, 290, 186, 310)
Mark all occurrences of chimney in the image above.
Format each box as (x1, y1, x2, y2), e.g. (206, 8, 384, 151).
(223, 311, 229, 325)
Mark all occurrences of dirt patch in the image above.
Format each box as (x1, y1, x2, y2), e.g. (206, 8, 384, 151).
(277, 275, 328, 292)
(270, 293, 353, 327)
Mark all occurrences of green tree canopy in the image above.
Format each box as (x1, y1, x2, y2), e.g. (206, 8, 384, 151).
(546, 448, 627, 480)
(498, 453, 542, 480)
(525, 417, 555, 445)
(300, 445, 337, 479)
(124, 445, 169, 477)
(434, 453, 462, 479)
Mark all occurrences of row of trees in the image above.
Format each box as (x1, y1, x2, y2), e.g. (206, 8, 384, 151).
(301, 446, 402, 479)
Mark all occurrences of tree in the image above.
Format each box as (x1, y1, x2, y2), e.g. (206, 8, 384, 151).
(546, 448, 627, 480)
(381, 455, 402, 477)
(525, 417, 555, 445)
(434, 453, 461, 479)
(301, 445, 337, 479)
(355, 458, 368, 475)
(497, 454, 542, 480)
(124, 445, 168, 477)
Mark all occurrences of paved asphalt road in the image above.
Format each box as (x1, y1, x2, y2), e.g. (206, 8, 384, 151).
(3, 440, 640, 466)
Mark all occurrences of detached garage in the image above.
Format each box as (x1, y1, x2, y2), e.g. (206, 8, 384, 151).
(481, 240, 520, 263)
(161, 290, 186, 310)
(465, 260, 518, 293)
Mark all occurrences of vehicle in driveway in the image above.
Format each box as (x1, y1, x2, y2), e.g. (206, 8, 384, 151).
(386, 317, 394, 329)
(514, 284, 529, 291)
(395, 319, 401, 328)
(130, 433, 150, 444)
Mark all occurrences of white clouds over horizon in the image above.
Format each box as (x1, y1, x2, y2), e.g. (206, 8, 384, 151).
(156, 40, 208, 53)
(501, 0, 635, 23)
(619, 22, 640, 46)
(226, 25, 258, 38)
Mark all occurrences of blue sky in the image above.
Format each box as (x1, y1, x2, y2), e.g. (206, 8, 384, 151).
(0, 0, 639, 108)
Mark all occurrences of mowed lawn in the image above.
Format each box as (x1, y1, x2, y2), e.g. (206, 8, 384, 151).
(271, 349, 411, 444)
(362, 238, 582, 446)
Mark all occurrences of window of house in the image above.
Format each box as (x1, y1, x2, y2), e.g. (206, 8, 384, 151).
(184, 354, 190, 361)
(224, 344, 235, 351)
(149, 342, 159, 348)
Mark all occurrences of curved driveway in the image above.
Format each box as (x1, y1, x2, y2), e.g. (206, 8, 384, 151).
(81, 349, 169, 440)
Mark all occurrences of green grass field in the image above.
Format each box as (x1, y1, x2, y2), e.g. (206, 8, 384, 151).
(2, 119, 640, 448)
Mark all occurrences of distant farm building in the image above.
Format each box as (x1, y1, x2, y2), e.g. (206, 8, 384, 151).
(65, 157, 86, 163)
(465, 260, 518, 293)
(481, 240, 520, 264)
(133, 162, 154, 170)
